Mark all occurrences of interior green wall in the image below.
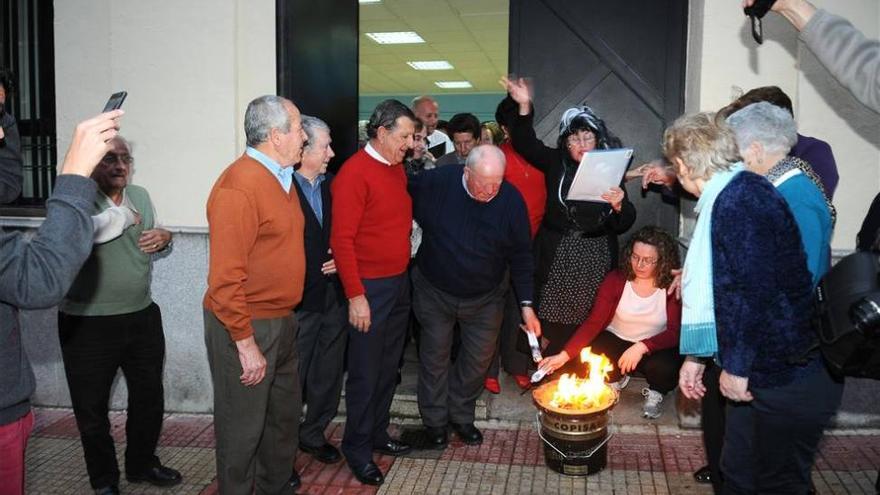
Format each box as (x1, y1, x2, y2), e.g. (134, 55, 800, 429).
(358, 92, 507, 123)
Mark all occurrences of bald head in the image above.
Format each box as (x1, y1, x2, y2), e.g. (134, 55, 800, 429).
(464, 145, 506, 202)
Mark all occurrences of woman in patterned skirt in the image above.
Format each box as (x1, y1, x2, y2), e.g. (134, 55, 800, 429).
(502, 76, 636, 355)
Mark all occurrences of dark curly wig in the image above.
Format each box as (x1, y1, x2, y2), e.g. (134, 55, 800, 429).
(619, 226, 680, 289)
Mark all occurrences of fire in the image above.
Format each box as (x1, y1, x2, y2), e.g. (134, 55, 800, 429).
(549, 347, 615, 410)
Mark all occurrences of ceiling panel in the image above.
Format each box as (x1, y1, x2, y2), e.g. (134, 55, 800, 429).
(360, 0, 508, 95)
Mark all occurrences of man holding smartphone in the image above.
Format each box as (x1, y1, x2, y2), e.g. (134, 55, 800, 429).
(0, 109, 124, 495)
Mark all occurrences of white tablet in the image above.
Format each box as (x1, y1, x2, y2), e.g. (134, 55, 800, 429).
(565, 148, 634, 202)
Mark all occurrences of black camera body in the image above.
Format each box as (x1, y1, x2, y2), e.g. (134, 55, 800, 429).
(744, 0, 778, 44)
(814, 251, 880, 379)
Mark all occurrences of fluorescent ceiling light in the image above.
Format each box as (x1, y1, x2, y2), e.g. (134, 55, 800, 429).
(359, 0, 382, 3)
(365, 31, 425, 44)
(435, 81, 473, 89)
(407, 60, 454, 71)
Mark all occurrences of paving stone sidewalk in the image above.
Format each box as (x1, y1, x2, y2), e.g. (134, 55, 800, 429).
(24, 407, 880, 494)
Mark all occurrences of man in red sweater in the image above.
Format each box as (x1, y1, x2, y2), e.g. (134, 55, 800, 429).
(204, 95, 307, 494)
(331, 99, 415, 486)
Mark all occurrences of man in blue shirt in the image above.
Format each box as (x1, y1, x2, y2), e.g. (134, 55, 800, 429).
(291, 116, 348, 465)
(409, 144, 541, 448)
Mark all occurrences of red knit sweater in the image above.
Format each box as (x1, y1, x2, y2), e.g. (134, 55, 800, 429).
(500, 142, 545, 238)
(563, 270, 681, 360)
(330, 148, 412, 298)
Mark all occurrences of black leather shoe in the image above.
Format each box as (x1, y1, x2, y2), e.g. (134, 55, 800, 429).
(693, 465, 712, 484)
(126, 464, 183, 487)
(373, 439, 411, 456)
(93, 486, 119, 495)
(425, 426, 448, 449)
(299, 442, 342, 464)
(288, 470, 302, 491)
(451, 422, 483, 445)
(350, 461, 384, 486)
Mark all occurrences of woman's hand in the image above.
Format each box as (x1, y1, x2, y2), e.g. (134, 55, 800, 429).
(668, 268, 682, 300)
(719, 370, 753, 402)
(538, 351, 570, 375)
(679, 357, 707, 400)
(500, 76, 532, 115)
(601, 186, 624, 212)
(618, 342, 648, 375)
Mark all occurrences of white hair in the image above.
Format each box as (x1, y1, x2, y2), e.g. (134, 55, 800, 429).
(726, 101, 797, 155)
(465, 144, 506, 172)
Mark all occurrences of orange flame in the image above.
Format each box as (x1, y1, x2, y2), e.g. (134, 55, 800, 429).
(549, 347, 615, 410)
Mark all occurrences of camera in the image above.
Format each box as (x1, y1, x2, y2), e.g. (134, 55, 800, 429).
(850, 293, 880, 336)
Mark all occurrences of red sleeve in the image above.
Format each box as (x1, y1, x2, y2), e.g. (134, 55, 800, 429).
(563, 272, 624, 360)
(205, 187, 260, 341)
(330, 166, 368, 299)
(643, 292, 682, 353)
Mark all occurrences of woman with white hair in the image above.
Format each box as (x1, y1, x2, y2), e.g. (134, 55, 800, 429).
(725, 101, 835, 286)
(667, 112, 842, 494)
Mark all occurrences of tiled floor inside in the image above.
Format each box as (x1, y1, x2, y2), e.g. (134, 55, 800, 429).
(25, 407, 880, 494)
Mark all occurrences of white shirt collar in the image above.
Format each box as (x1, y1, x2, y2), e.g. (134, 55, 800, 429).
(365, 142, 392, 166)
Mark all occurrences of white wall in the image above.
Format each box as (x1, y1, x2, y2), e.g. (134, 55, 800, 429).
(687, 0, 880, 250)
(54, 0, 276, 228)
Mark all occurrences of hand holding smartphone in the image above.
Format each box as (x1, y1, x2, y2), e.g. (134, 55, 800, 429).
(102, 91, 127, 112)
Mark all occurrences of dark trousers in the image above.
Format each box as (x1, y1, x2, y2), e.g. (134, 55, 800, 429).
(542, 320, 579, 356)
(487, 285, 532, 378)
(563, 331, 682, 394)
(58, 303, 165, 489)
(721, 363, 843, 495)
(701, 362, 727, 494)
(412, 267, 505, 427)
(341, 274, 409, 467)
(204, 310, 300, 495)
(296, 290, 348, 447)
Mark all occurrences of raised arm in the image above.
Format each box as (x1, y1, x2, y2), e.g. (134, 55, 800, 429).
(0, 111, 122, 308)
(500, 77, 557, 171)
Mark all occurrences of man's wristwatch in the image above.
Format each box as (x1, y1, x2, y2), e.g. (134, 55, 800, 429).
(520, 301, 533, 308)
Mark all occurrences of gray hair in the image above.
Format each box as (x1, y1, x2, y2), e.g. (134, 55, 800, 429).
(366, 99, 415, 140)
(725, 101, 797, 155)
(244, 95, 291, 147)
(301, 115, 330, 150)
(465, 144, 506, 172)
(662, 112, 741, 181)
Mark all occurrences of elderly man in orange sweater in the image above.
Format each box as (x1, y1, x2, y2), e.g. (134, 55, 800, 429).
(204, 95, 308, 495)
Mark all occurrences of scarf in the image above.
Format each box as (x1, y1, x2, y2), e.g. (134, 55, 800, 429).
(680, 162, 745, 357)
(766, 156, 836, 225)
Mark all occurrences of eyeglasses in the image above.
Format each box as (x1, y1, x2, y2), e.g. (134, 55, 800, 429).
(567, 133, 596, 146)
(101, 152, 134, 165)
(630, 253, 658, 266)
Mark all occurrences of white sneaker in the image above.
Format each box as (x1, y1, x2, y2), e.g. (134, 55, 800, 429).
(642, 388, 664, 419)
(610, 375, 630, 391)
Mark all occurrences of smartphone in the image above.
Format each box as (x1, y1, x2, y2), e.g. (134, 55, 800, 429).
(102, 91, 127, 112)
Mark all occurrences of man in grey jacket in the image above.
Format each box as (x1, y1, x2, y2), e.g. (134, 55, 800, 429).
(0, 110, 123, 495)
(745, 0, 880, 114)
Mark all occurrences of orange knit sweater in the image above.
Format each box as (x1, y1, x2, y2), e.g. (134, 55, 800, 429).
(204, 154, 305, 341)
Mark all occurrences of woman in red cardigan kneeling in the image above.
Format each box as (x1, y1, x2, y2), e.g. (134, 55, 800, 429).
(538, 226, 682, 419)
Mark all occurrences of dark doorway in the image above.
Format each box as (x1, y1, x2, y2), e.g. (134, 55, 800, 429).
(276, 0, 358, 172)
(509, 0, 688, 237)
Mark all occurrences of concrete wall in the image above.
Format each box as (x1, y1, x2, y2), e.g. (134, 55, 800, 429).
(54, 0, 276, 229)
(685, 0, 880, 251)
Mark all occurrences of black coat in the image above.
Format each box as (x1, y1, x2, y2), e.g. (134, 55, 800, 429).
(292, 173, 345, 313)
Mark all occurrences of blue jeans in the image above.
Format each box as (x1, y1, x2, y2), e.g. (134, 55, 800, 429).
(721, 362, 843, 494)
